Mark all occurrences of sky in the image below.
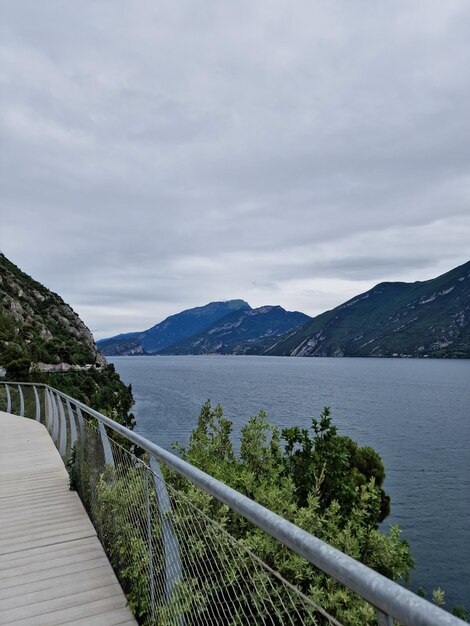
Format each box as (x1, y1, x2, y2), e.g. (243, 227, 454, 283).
(1, 1, 469, 339)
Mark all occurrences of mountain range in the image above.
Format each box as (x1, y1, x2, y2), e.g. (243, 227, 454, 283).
(269, 260, 470, 358)
(98, 301, 310, 356)
(100, 261, 470, 359)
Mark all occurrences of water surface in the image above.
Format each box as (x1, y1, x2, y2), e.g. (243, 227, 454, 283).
(110, 355, 470, 607)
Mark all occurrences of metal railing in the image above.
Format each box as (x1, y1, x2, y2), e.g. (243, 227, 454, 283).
(0, 381, 465, 626)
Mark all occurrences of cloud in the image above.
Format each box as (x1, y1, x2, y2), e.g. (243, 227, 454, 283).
(1, 0, 469, 338)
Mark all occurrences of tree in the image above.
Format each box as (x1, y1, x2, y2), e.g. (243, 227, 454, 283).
(172, 401, 414, 624)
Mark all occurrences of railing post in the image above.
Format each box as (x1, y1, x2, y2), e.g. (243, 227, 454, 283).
(18, 384, 24, 417)
(50, 391, 59, 445)
(76, 406, 85, 442)
(5, 384, 11, 414)
(98, 422, 115, 467)
(376, 610, 393, 626)
(145, 466, 156, 624)
(33, 386, 41, 421)
(45, 387, 52, 432)
(57, 395, 67, 459)
(66, 398, 77, 448)
(149, 456, 184, 622)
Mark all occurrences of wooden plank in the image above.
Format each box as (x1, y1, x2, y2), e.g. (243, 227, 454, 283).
(0, 527, 98, 555)
(0, 584, 124, 624)
(0, 412, 136, 624)
(0, 537, 98, 569)
(65, 610, 141, 626)
(4, 595, 130, 626)
(0, 556, 111, 587)
(0, 552, 103, 582)
(0, 565, 118, 605)
(0, 516, 95, 537)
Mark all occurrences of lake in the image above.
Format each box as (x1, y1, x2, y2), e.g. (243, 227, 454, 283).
(110, 355, 470, 608)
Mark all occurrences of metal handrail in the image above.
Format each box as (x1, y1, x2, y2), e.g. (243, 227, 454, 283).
(0, 381, 465, 626)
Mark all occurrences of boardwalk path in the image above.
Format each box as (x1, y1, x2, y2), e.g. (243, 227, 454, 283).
(0, 411, 136, 626)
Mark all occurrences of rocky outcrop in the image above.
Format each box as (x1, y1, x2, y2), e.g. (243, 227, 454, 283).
(0, 253, 106, 373)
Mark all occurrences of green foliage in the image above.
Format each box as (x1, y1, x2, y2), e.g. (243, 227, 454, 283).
(283, 408, 390, 523)
(5, 357, 32, 379)
(415, 585, 468, 621)
(66, 442, 81, 492)
(432, 587, 446, 608)
(172, 401, 414, 624)
(0, 252, 98, 372)
(31, 365, 135, 430)
(96, 467, 152, 620)
(0, 308, 16, 340)
(66, 400, 466, 625)
(452, 605, 469, 621)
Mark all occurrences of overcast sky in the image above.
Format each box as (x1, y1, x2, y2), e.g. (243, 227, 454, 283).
(1, 1, 469, 339)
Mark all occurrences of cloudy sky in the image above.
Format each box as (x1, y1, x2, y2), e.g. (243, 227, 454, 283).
(1, 1, 469, 339)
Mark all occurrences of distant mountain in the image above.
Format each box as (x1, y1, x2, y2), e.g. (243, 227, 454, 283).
(269, 261, 470, 358)
(98, 300, 251, 356)
(159, 305, 311, 355)
(0, 252, 106, 375)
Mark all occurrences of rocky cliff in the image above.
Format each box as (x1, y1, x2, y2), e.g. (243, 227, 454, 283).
(0, 252, 105, 376)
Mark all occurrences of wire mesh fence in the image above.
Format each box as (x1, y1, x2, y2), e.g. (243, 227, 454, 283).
(0, 382, 465, 626)
(72, 417, 341, 626)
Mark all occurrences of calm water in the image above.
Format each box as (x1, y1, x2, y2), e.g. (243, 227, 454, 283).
(110, 355, 470, 607)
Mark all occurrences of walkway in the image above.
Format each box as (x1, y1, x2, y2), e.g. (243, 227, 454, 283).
(0, 412, 137, 626)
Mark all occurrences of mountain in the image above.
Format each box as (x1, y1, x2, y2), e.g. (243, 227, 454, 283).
(159, 305, 311, 355)
(269, 261, 470, 358)
(0, 253, 105, 375)
(98, 300, 251, 356)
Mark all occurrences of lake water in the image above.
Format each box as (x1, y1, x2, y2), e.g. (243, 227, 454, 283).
(110, 355, 470, 608)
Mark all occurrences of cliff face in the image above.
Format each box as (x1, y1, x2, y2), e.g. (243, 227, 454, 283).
(0, 253, 106, 375)
(269, 260, 470, 358)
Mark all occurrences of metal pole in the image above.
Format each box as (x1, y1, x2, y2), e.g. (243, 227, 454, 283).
(33, 385, 41, 421)
(45, 387, 54, 432)
(51, 391, 59, 445)
(145, 467, 156, 624)
(98, 422, 115, 467)
(5, 384, 11, 414)
(66, 398, 77, 448)
(149, 457, 184, 615)
(76, 405, 85, 442)
(18, 384, 24, 417)
(57, 395, 67, 459)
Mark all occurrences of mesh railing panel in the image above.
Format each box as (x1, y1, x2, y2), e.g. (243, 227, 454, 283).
(72, 417, 341, 626)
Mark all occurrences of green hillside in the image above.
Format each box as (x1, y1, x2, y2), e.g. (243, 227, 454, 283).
(0, 253, 106, 376)
(0, 252, 134, 428)
(269, 261, 470, 358)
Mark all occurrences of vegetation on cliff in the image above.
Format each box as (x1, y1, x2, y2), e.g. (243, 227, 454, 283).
(0, 252, 133, 428)
(0, 253, 105, 377)
(270, 261, 470, 358)
(171, 402, 413, 624)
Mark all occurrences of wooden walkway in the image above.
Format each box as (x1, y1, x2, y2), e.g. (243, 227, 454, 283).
(0, 412, 137, 626)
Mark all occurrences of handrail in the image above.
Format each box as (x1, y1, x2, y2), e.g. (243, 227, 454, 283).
(0, 381, 465, 626)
